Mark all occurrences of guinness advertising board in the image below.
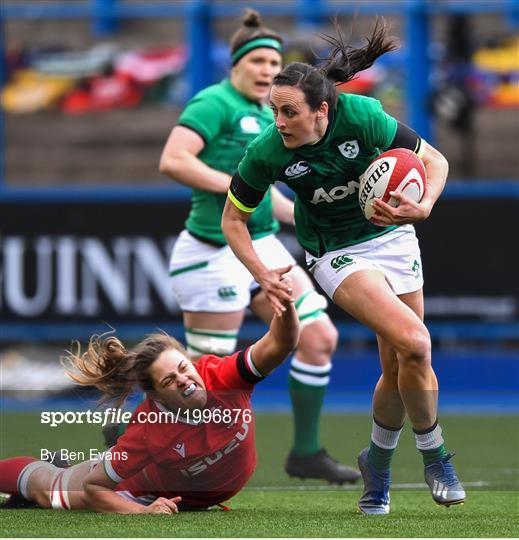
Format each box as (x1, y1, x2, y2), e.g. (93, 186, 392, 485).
(0, 193, 517, 341)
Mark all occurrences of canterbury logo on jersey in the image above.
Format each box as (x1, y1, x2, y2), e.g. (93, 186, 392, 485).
(179, 421, 250, 477)
(330, 255, 354, 271)
(285, 161, 310, 179)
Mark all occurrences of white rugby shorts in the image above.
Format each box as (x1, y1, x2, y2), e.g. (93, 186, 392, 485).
(306, 224, 424, 300)
(169, 231, 295, 312)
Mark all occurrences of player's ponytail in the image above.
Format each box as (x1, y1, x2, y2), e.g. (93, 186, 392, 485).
(62, 333, 187, 407)
(320, 18, 399, 87)
(62, 335, 137, 407)
(273, 18, 399, 110)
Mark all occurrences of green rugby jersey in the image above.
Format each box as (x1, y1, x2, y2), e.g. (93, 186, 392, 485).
(233, 93, 401, 257)
(178, 78, 279, 245)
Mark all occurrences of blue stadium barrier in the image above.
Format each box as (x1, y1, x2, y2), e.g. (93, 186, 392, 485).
(0, 180, 517, 202)
(1, 320, 518, 344)
(0, 182, 517, 344)
(251, 348, 519, 413)
(2, 349, 517, 414)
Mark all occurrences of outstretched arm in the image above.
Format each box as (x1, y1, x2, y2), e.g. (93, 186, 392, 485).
(222, 197, 294, 316)
(249, 282, 300, 376)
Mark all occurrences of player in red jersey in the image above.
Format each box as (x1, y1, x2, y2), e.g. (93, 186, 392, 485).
(0, 284, 299, 514)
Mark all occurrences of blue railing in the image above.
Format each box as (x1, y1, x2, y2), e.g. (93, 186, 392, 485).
(1, 320, 518, 344)
(0, 180, 518, 203)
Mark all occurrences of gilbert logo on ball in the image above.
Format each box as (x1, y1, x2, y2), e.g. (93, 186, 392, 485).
(358, 148, 426, 224)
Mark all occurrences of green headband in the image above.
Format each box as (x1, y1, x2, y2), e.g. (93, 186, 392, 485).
(231, 37, 282, 65)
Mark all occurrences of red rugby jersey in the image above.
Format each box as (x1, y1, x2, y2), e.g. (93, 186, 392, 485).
(102, 347, 262, 507)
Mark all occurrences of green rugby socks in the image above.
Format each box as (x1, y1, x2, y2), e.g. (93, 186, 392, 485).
(367, 417, 403, 471)
(289, 358, 331, 456)
(414, 420, 448, 465)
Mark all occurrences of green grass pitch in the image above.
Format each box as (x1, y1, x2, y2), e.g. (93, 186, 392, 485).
(1, 412, 518, 537)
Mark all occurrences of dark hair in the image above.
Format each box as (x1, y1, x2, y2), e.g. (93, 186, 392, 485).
(62, 333, 188, 407)
(230, 8, 283, 58)
(273, 18, 399, 110)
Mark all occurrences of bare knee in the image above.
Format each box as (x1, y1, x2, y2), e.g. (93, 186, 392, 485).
(296, 318, 338, 365)
(397, 326, 431, 365)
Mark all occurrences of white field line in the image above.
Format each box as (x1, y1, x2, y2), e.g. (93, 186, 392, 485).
(246, 480, 495, 491)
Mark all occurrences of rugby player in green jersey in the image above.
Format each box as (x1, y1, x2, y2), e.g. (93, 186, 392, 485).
(158, 10, 359, 485)
(222, 19, 465, 514)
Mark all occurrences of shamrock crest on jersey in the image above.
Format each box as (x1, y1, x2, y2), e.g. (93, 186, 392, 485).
(338, 139, 360, 159)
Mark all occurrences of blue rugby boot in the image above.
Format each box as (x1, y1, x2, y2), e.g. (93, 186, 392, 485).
(357, 448, 391, 515)
(424, 453, 465, 507)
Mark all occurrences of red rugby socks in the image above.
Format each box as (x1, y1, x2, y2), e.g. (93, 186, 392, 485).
(0, 456, 38, 495)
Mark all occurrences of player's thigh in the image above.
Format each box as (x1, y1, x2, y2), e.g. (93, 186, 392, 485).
(287, 265, 316, 297)
(249, 290, 271, 322)
(182, 309, 246, 357)
(333, 269, 428, 352)
(398, 289, 424, 321)
(183, 310, 245, 331)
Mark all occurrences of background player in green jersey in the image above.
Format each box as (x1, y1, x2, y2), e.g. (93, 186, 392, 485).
(222, 19, 465, 514)
(158, 10, 359, 485)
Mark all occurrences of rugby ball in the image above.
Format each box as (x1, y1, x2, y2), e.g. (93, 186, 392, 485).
(358, 148, 426, 224)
